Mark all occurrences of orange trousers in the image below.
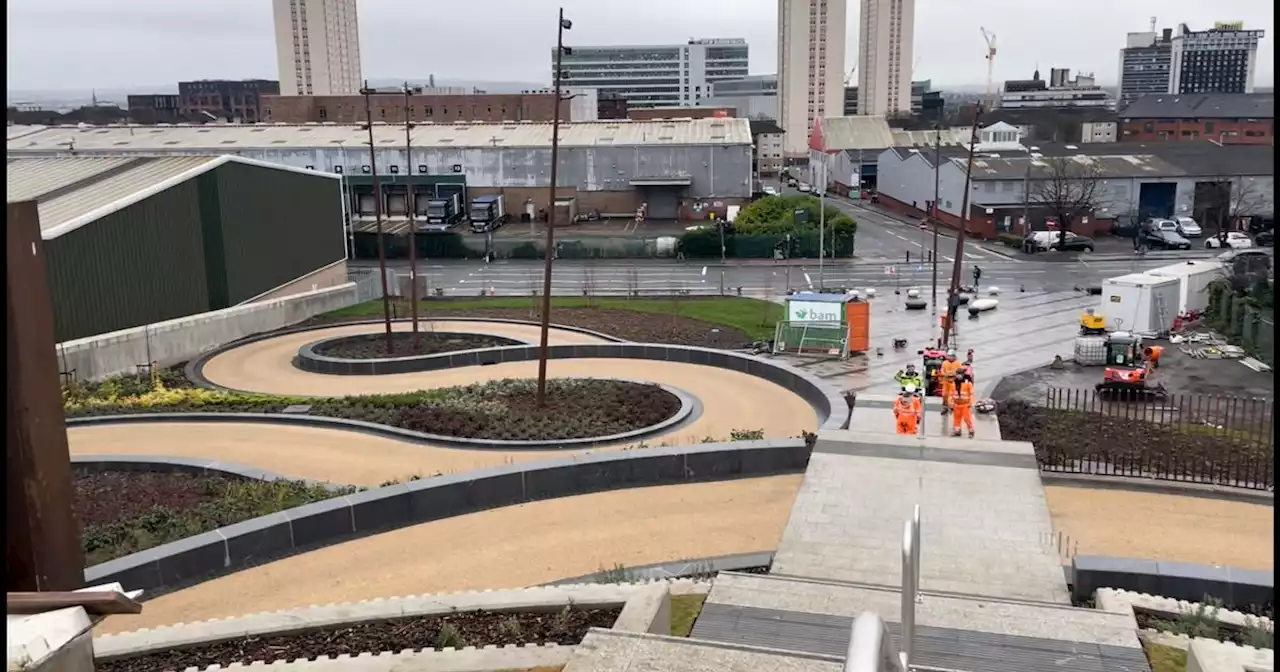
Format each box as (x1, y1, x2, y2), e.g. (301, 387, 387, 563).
(952, 404, 974, 434)
(895, 413, 918, 435)
(941, 379, 956, 410)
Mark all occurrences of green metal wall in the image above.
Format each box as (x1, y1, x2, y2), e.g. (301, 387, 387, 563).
(209, 162, 346, 305)
(46, 181, 211, 342)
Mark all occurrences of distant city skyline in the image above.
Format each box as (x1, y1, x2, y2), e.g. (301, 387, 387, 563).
(6, 0, 1273, 95)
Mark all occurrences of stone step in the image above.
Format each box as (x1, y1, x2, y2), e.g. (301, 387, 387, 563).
(563, 628, 844, 672)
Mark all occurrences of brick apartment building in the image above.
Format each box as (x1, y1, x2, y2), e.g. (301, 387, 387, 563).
(177, 79, 280, 122)
(627, 106, 736, 121)
(126, 94, 183, 123)
(261, 92, 569, 124)
(1119, 93, 1273, 144)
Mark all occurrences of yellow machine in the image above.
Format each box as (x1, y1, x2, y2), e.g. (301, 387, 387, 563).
(1079, 309, 1107, 336)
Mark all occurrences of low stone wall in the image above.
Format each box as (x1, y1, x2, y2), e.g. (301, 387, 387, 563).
(1072, 555, 1273, 611)
(546, 552, 776, 585)
(94, 582, 695, 671)
(84, 440, 811, 594)
(58, 282, 359, 382)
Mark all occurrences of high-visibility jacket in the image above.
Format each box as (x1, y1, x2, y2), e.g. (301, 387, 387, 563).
(953, 381, 974, 406)
(940, 360, 963, 380)
(894, 396, 921, 416)
(894, 371, 923, 389)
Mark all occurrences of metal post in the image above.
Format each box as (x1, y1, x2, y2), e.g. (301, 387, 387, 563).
(943, 109, 984, 349)
(7, 201, 84, 591)
(403, 83, 421, 350)
(361, 82, 395, 354)
(931, 124, 941, 314)
(536, 8, 570, 407)
(818, 156, 826, 290)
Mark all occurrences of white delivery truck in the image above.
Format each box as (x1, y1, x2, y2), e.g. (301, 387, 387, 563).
(1143, 260, 1227, 316)
(1099, 273, 1182, 335)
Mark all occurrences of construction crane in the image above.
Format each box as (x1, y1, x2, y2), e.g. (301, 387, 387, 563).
(980, 27, 997, 111)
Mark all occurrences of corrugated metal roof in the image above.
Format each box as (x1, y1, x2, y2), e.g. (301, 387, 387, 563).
(7, 156, 139, 202)
(1119, 93, 1273, 120)
(34, 156, 220, 235)
(7, 124, 47, 140)
(6, 118, 753, 154)
(890, 127, 975, 148)
(819, 116, 897, 150)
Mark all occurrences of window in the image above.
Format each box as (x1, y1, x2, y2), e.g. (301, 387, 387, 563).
(318, 107, 327, 119)
(984, 182, 996, 193)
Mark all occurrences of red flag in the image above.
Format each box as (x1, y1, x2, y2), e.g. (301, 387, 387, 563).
(808, 117, 826, 153)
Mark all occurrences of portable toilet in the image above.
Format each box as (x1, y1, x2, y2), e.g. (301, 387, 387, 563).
(778, 293, 870, 355)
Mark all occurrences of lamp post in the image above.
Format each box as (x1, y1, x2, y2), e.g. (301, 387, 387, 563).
(930, 123, 941, 314)
(535, 8, 572, 407)
(403, 82, 421, 350)
(361, 81, 395, 354)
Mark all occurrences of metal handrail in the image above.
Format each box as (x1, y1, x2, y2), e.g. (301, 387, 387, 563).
(843, 506, 920, 672)
(843, 612, 907, 672)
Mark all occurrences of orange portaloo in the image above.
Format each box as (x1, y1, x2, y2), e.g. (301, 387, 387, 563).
(845, 300, 870, 353)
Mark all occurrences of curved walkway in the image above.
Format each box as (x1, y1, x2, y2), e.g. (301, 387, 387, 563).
(72, 320, 820, 482)
(96, 475, 803, 635)
(1044, 486, 1274, 571)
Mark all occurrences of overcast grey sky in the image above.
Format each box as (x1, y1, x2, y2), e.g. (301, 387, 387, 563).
(6, 0, 1274, 93)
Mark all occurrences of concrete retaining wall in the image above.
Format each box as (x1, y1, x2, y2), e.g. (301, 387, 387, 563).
(58, 282, 359, 381)
(1072, 555, 1274, 612)
(84, 439, 810, 594)
(70, 455, 354, 491)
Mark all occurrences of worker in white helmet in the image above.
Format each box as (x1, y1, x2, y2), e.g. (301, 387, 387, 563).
(893, 385, 922, 436)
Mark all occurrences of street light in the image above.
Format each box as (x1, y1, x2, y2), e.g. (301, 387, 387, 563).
(535, 8, 572, 407)
(360, 81, 395, 354)
(402, 82, 421, 350)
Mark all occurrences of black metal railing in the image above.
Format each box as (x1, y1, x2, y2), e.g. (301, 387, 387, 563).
(999, 389, 1274, 491)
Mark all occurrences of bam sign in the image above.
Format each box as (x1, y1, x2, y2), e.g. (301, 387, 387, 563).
(789, 300, 842, 323)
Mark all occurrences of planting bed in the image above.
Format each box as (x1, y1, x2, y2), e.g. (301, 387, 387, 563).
(65, 374, 683, 442)
(312, 331, 522, 359)
(998, 400, 1274, 489)
(74, 469, 348, 566)
(1134, 607, 1275, 650)
(95, 606, 622, 672)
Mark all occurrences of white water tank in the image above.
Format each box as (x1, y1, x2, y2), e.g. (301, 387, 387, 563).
(1074, 335, 1108, 366)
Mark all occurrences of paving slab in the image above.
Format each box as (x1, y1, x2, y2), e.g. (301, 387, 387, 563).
(563, 629, 843, 672)
(769, 432, 1069, 604)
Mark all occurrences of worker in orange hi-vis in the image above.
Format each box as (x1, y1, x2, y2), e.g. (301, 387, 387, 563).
(938, 351, 963, 416)
(893, 385, 923, 436)
(951, 372, 976, 438)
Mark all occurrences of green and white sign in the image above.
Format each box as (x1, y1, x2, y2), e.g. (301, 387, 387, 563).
(788, 300, 843, 323)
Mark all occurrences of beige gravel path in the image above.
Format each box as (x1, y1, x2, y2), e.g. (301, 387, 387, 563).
(96, 475, 802, 635)
(199, 320, 607, 392)
(1045, 486, 1274, 571)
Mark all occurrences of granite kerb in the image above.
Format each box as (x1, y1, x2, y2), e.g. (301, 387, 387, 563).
(70, 454, 354, 491)
(545, 552, 776, 586)
(64, 378, 701, 452)
(83, 439, 811, 596)
(1072, 555, 1274, 612)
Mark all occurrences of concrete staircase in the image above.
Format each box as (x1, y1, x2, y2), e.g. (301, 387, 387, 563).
(562, 396, 1154, 671)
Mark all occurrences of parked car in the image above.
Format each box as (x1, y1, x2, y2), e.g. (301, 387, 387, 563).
(1140, 225, 1192, 250)
(1057, 233, 1096, 252)
(763, 186, 779, 196)
(1256, 229, 1274, 247)
(1204, 231, 1255, 250)
(1110, 216, 1140, 238)
(1173, 216, 1202, 238)
(797, 183, 812, 193)
(1022, 230, 1093, 252)
(1218, 248, 1273, 276)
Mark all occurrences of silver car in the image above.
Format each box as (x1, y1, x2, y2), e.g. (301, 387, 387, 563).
(1174, 216, 1202, 238)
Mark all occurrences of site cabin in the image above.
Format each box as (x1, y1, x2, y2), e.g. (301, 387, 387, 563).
(774, 293, 870, 357)
(1099, 273, 1181, 336)
(1142, 260, 1227, 317)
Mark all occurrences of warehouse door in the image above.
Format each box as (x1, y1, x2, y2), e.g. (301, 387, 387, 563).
(1137, 182, 1176, 220)
(640, 186, 681, 221)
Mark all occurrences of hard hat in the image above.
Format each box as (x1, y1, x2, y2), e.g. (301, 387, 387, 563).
(902, 385, 918, 395)
(946, 351, 957, 360)
(905, 363, 917, 371)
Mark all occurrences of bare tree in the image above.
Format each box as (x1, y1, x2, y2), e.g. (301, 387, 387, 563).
(1197, 176, 1266, 245)
(1027, 156, 1105, 248)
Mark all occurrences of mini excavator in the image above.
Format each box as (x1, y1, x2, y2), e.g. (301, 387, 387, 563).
(1095, 332, 1166, 398)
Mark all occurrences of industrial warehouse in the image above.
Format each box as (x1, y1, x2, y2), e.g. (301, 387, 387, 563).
(6, 118, 756, 223)
(6, 155, 347, 341)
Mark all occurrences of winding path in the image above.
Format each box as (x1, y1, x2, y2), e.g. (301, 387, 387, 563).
(76, 318, 822, 633)
(70, 320, 820, 483)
